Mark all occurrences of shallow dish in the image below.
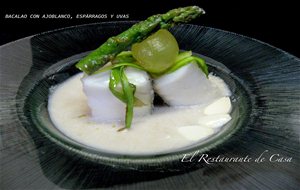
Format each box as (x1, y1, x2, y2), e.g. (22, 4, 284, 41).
(1, 22, 299, 189)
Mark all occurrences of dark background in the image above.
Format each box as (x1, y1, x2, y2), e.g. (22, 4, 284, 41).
(1, 0, 299, 58)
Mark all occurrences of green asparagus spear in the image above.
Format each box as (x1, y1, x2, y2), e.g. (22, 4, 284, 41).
(76, 6, 205, 75)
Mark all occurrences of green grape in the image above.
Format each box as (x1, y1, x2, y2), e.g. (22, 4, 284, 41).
(132, 29, 179, 74)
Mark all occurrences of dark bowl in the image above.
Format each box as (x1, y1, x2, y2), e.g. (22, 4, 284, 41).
(1, 22, 299, 189)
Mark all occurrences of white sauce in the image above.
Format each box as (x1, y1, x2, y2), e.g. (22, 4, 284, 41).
(48, 72, 232, 155)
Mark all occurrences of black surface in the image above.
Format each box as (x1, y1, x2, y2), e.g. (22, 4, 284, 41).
(0, 1, 299, 58)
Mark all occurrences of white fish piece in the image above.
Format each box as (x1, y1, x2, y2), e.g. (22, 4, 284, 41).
(204, 97, 232, 115)
(81, 67, 153, 122)
(154, 63, 220, 106)
(177, 125, 214, 141)
(208, 74, 232, 96)
(198, 114, 231, 128)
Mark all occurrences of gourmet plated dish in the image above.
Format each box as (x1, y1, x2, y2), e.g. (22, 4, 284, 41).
(48, 6, 233, 154)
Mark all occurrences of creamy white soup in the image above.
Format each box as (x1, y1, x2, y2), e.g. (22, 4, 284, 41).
(48, 72, 232, 155)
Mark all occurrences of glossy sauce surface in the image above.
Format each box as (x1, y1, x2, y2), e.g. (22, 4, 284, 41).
(48, 72, 232, 155)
